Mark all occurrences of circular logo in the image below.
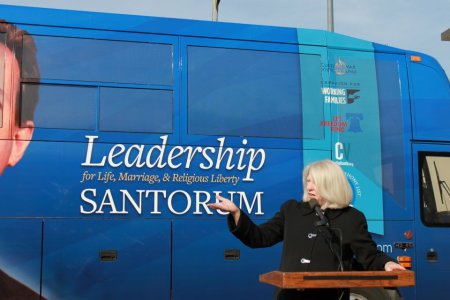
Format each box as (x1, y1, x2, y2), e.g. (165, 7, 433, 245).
(334, 58, 348, 75)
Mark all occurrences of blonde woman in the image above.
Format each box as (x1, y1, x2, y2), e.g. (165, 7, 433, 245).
(208, 159, 405, 300)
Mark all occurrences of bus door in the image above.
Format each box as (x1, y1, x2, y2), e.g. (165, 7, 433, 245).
(414, 148, 450, 299)
(411, 53, 450, 299)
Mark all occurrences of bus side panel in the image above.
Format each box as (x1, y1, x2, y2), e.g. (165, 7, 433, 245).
(0, 219, 43, 298)
(0, 140, 86, 217)
(171, 147, 307, 299)
(41, 219, 171, 299)
(410, 55, 450, 299)
(172, 220, 282, 300)
(371, 220, 416, 299)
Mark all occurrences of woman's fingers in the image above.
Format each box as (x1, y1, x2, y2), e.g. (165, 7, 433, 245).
(207, 195, 240, 224)
(207, 202, 223, 210)
(207, 195, 235, 212)
(216, 195, 228, 203)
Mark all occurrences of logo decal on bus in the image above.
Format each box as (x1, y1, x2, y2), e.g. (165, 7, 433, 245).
(334, 58, 348, 75)
(321, 87, 360, 105)
(346, 113, 364, 133)
(321, 58, 357, 75)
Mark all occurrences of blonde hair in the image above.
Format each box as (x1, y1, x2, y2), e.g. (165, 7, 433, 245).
(302, 160, 353, 209)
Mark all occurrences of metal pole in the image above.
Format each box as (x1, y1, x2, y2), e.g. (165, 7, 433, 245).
(212, 0, 220, 22)
(327, 0, 334, 32)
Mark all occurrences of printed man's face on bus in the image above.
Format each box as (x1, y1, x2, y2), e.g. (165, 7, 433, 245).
(0, 43, 33, 175)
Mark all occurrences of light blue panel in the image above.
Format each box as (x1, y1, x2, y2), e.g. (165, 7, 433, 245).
(367, 220, 383, 236)
(296, 28, 327, 46)
(326, 32, 374, 51)
(326, 45, 385, 234)
(302, 150, 331, 166)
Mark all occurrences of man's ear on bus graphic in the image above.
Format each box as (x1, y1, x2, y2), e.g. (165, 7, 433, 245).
(7, 121, 34, 168)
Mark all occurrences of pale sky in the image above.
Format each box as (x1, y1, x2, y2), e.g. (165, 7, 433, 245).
(0, 0, 449, 76)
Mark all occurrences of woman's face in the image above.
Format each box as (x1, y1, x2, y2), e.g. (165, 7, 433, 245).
(306, 174, 324, 205)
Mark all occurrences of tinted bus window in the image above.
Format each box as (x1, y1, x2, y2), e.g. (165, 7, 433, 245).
(23, 84, 97, 130)
(24, 35, 173, 85)
(99, 87, 173, 133)
(420, 152, 450, 226)
(376, 57, 408, 208)
(411, 61, 450, 141)
(187, 46, 322, 139)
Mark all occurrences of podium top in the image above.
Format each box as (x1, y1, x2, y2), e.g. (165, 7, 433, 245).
(259, 270, 415, 289)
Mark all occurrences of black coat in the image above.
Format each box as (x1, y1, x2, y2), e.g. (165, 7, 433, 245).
(228, 200, 394, 299)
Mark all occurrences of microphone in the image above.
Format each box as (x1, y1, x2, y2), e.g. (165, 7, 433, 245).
(308, 198, 329, 227)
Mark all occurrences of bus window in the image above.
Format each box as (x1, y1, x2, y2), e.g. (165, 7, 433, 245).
(419, 152, 450, 226)
(99, 87, 173, 133)
(23, 35, 173, 85)
(411, 60, 450, 141)
(375, 55, 409, 210)
(19, 33, 175, 134)
(187, 46, 323, 139)
(22, 84, 97, 130)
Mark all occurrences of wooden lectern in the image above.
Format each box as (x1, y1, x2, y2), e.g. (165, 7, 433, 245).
(259, 271, 415, 289)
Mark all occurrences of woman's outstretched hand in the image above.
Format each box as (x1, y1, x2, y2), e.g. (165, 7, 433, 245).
(384, 261, 406, 271)
(208, 195, 241, 225)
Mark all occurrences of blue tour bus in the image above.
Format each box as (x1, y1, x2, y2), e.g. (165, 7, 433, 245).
(0, 4, 449, 299)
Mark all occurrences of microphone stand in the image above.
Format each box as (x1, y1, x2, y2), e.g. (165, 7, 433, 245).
(315, 219, 346, 300)
(317, 225, 344, 272)
(309, 200, 344, 271)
